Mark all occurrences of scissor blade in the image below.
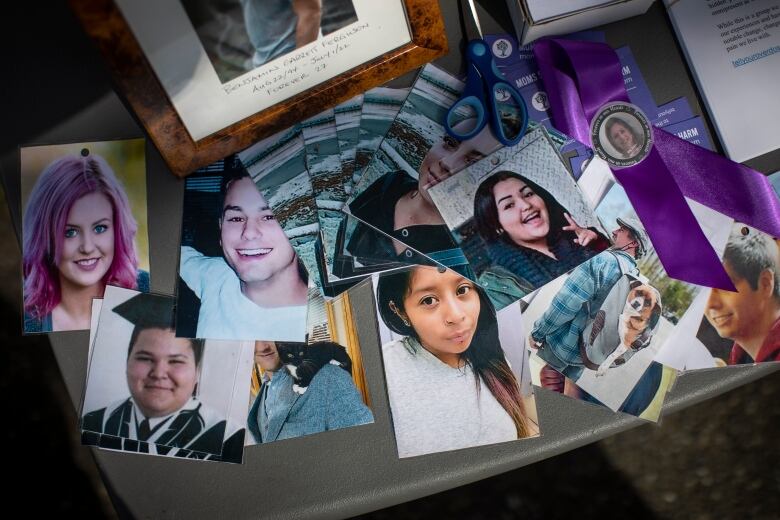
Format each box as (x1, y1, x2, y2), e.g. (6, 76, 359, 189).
(459, 0, 482, 40)
(467, 0, 483, 39)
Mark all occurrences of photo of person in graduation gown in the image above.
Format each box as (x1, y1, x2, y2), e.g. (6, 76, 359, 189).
(375, 265, 538, 458)
(81, 292, 245, 462)
(22, 151, 149, 334)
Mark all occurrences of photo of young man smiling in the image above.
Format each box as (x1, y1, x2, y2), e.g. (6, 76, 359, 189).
(178, 170, 309, 342)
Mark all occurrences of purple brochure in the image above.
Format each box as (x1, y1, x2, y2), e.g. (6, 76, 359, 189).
(614, 46, 657, 118)
(662, 117, 713, 151)
(485, 31, 606, 64)
(653, 97, 694, 128)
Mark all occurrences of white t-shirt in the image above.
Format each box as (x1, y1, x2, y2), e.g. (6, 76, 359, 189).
(382, 337, 518, 458)
(179, 246, 307, 341)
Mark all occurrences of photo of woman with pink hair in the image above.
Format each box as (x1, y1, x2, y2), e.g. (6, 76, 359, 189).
(22, 149, 149, 333)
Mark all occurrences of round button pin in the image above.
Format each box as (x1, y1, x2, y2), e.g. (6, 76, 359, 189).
(590, 102, 653, 168)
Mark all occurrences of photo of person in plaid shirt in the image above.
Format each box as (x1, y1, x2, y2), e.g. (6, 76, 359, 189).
(528, 216, 649, 383)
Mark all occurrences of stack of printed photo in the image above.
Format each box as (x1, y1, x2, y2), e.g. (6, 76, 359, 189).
(11, 30, 779, 464)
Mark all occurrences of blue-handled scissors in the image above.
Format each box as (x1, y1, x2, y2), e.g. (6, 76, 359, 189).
(445, 0, 528, 147)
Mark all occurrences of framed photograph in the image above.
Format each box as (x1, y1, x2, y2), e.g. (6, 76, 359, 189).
(69, 0, 447, 177)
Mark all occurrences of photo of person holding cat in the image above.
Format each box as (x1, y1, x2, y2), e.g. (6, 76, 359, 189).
(247, 340, 374, 444)
(375, 265, 539, 458)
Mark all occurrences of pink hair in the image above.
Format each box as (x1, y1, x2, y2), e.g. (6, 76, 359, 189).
(23, 153, 140, 319)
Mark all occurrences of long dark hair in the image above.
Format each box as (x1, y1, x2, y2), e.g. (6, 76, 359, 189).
(376, 266, 529, 438)
(473, 170, 569, 247)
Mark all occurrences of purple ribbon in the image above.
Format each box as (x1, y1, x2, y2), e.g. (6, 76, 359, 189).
(534, 38, 780, 291)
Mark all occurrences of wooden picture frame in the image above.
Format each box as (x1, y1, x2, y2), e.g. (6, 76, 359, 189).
(69, 0, 448, 177)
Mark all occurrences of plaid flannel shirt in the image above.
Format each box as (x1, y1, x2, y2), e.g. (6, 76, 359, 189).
(531, 250, 638, 370)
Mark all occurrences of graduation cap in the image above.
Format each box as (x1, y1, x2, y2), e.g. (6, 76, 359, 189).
(113, 292, 175, 330)
(113, 292, 203, 364)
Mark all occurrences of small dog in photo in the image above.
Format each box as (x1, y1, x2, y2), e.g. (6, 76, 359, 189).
(596, 283, 662, 377)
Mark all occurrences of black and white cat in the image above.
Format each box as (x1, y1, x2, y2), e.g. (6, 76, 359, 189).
(276, 341, 353, 394)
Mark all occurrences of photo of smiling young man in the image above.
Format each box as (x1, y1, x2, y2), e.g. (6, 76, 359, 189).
(81, 287, 249, 462)
(697, 223, 780, 365)
(178, 169, 309, 342)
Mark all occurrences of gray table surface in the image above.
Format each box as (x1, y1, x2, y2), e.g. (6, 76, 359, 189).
(2, 2, 778, 519)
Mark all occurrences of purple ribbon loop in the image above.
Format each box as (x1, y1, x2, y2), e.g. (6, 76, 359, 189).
(533, 38, 780, 291)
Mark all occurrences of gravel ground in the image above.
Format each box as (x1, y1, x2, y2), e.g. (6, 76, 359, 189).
(2, 186, 778, 519)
